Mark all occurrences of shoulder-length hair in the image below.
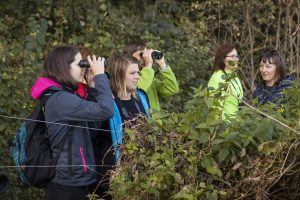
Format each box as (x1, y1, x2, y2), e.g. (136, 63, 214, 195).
(260, 49, 286, 84)
(44, 45, 80, 90)
(212, 44, 236, 72)
(108, 54, 139, 98)
(123, 41, 146, 55)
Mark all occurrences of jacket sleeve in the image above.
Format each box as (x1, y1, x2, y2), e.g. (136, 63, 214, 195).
(153, 66, 179, 97)
(47, 74, 114, 121)
(137, 67, 155, 92)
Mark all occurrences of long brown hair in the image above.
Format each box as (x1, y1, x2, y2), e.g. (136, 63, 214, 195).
(212, 44, 236, 72)
(44, 45, 79, 90)
(108, 54, 139, 98)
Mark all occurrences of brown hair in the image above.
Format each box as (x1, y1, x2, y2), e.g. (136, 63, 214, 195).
(123, 41, 146, 55)
(78, 46, 93, 60)
(212, 44, 236, 71)
(260, 50, 286, 84)
(108, 54, 139, 98)
(44, 45, 79, 90)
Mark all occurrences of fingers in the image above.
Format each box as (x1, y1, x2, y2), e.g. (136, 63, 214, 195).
(141, 49, 153, 66)
(87, 55, 105, 75)
(145, 49, 153, 56)
(86, 55, 92, 62)
(87, 55, 103, 62)
(87, 55, 105, 66)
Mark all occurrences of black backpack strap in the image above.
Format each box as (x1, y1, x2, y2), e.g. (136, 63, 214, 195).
(52, 125, 73, 163)
(40, 89, 58, 106)
(40, 89, 75, 175)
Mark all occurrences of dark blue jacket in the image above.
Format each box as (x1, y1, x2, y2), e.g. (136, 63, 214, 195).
(253, 75, 295, 105)
(30, 74, 114, 186)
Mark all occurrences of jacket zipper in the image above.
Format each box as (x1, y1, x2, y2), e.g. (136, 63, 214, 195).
(79, 146, 87, 173)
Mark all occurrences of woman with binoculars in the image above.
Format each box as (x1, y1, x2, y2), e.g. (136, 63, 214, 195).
(123, 41, 179, 112)
(30, 45, 114, 200)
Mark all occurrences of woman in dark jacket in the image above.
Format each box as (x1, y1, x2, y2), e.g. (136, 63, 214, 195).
(30, 45, 114, 200)
(253, 50, 295, 106)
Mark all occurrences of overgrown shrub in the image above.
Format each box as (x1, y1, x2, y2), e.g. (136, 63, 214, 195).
(108, 83, 300, 200)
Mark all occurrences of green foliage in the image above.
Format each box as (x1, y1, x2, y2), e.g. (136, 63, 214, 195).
(0, 1, 209, 198)
(0, 0, 300, 199)
(109, 83, 300, 200)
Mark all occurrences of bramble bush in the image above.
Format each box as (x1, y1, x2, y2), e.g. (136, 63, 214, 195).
(108, 81, 300, 200)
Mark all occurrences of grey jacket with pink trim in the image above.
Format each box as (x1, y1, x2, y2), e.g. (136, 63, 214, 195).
(30, 74, 114, 186)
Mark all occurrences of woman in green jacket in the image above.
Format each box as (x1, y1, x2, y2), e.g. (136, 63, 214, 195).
(208, 44, 243, 120)
(123, 41, 179, 112)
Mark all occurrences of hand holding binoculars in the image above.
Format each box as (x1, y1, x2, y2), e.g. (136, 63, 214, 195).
(79, 58, 108, 69)
(139, 50, 163, 60)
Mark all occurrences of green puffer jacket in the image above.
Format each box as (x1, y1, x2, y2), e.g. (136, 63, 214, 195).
(137, 66, 179, 112)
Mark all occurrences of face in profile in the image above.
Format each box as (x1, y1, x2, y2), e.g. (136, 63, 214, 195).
(224, 49, 239, 70)
(125, 63, 140, 92)
(259, 59, 278, 86)
(69, 53, 85, 83)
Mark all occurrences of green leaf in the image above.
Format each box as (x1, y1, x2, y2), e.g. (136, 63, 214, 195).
(199, 182, 206, 188)
(205, 191, 218, 200)
(197, 132, 210, 144)
(218, 147, 229, 162)
(196, 123, 207, 129)
(206, 165, 223, 177)
(212, 139, 225, 145)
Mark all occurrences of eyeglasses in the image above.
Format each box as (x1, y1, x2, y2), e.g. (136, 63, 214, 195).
(225, 55, 240, 59)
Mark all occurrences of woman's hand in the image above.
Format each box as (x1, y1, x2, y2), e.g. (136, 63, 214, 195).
(87, 55, 105, 75)
(153, 50, 167, 70)
(85, 68, 96, 88)
(141, 49, 153, 68)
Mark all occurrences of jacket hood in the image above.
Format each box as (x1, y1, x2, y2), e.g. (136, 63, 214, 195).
(279, 74, 295, 87)
(30, 77, 62, 99)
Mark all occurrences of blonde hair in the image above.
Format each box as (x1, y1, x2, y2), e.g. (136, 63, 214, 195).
(108, 54, 139, 99)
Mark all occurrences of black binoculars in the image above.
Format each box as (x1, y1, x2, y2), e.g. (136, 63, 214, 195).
(79, 59, 108, 69)
(139, 51, 163, 60)
(0, 170, 8, 193)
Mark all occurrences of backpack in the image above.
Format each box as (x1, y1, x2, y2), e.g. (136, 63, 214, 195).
(11, 90, 73, 187)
